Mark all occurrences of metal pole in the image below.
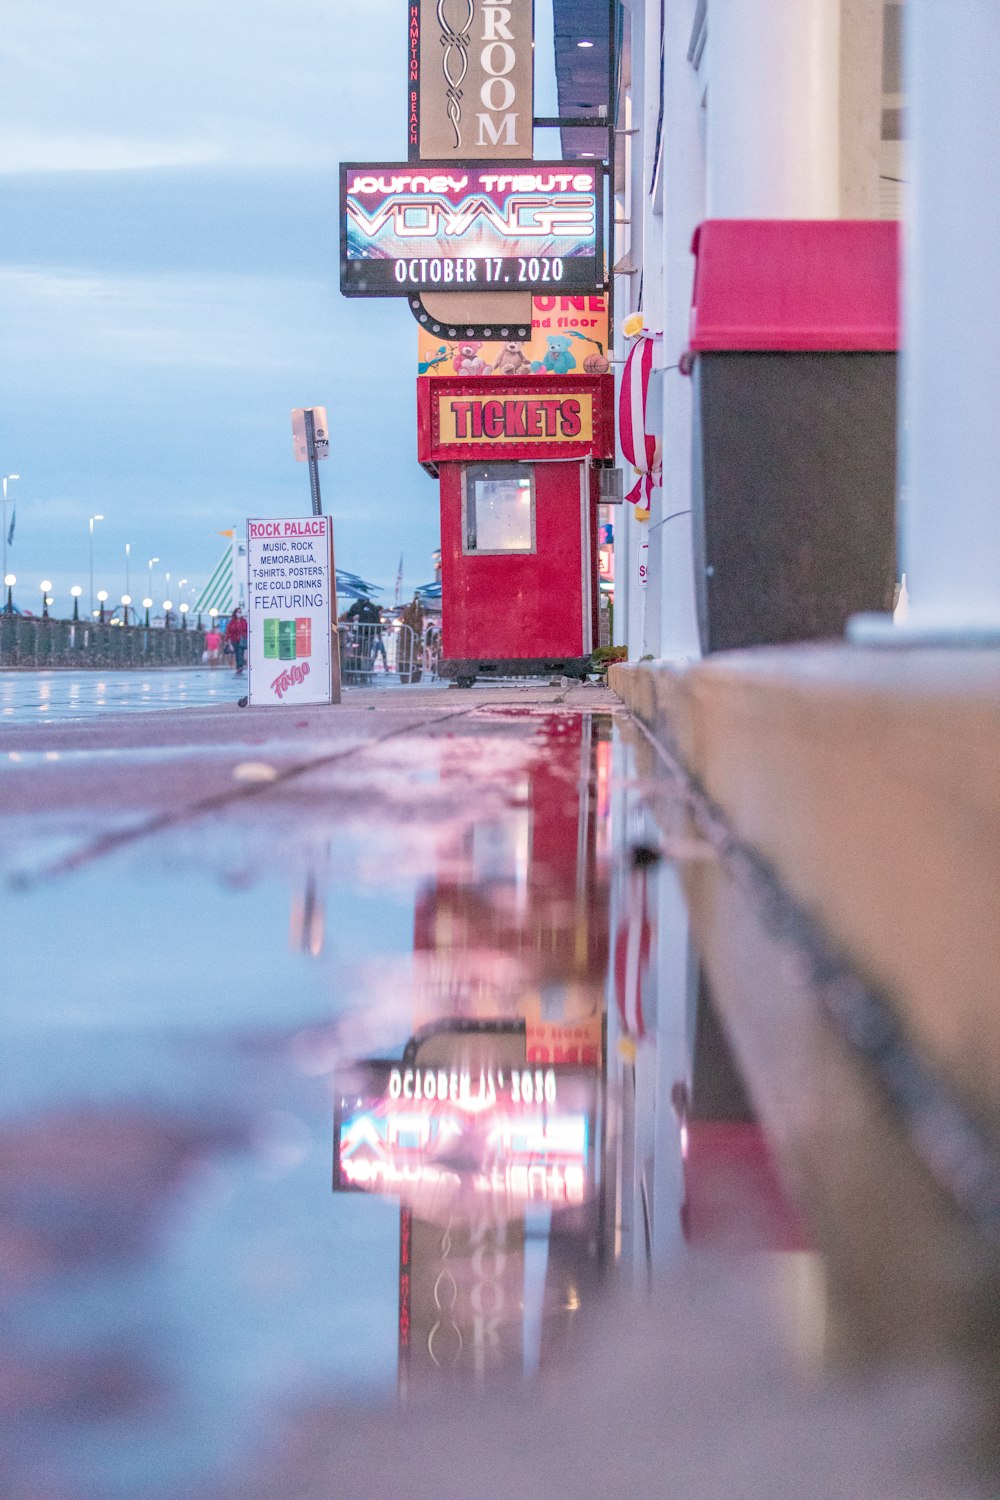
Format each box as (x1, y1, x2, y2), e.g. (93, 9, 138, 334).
(0, 475, 17, 581)
(304, 408, 323, 516)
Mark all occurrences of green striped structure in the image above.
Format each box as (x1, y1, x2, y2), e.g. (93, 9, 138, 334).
(194, 544, 237, 615)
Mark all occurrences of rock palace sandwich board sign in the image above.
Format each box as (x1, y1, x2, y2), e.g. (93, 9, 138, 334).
(340, 163, 603, 297)
(246, 517, 335, 706)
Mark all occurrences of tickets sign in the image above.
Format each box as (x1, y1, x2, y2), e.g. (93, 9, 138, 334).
(417, 373, 615, 463)
(340, 162, 602, 296)
(438, 391, 594, 445)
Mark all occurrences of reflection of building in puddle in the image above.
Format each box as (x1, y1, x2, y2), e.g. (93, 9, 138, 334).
(411, 715, 611, 1061)
(677, 977, 826, 1372)
(334, 1031, 606, 1390)
(332, 716, 616, 1392)
(677, 979, 811, 1255)
(607, 731, 827, 1370)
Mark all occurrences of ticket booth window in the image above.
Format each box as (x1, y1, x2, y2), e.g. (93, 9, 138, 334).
(463, 463, 535, 554)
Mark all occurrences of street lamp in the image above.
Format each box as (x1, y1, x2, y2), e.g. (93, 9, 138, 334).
(179, 602, 189, 629)
(1, 476, 18, 583)
(40, 580, 52, 619)
(3, 573, 15, 615)
(88, 514, 104, 613)
(142, 595, 153, 627)
(97, 589, 109, 623)
(124, 542, 131, 600)
(163, 599, 173, 628)
(147, 557, 159, 601)
(71, 584, 82, 621)
(121, 593, 132, 626)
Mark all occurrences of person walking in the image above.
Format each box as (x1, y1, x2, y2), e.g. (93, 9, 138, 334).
(204, 623, 222, 667)
(225, 606, 248, 674)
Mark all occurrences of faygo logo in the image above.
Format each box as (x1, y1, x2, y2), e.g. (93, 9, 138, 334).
(271, 661, 310, 700)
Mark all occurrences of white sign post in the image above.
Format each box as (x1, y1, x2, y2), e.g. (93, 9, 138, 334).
(291, 406, 329, 462)
(246, 516, 341, 707)
(291, 407, 329, 517)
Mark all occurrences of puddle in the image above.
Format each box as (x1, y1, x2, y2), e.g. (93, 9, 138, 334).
(0, 668, 246, 723)
(3, 703, 959, 1500)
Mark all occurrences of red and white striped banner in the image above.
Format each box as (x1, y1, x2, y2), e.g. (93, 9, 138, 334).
(614, 865, 653, 1043)
(618, 334, 661, 511)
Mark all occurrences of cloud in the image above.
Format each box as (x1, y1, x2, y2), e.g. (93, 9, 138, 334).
(0, 130, 230, 175)
(0, 0, 403, 175)
(0, 264, 341, 375)
(0, 0, 438, 597)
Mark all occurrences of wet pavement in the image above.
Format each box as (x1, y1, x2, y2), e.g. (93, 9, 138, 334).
(0, 668, 248, 723)
(0, 681, 991, 1498)
(0, 665, 442, 726)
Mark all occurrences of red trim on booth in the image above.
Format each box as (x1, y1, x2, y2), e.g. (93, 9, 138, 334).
(689, 219, 900, 352)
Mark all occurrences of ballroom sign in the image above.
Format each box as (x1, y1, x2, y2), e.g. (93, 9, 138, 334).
(340, 162, 602, 297)
(407, 0, 534, 162)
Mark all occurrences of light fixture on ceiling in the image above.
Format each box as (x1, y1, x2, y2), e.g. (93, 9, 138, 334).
(578, 39, 594, 48)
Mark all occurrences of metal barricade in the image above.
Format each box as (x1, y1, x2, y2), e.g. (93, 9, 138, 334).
(0, 617, 207, 669)
(338, 622, 421, 685)
(422, 622, 443, 680)
(0, 615, 433, 678)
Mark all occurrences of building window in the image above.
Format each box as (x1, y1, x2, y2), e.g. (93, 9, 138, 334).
(462, 463, 535, 553)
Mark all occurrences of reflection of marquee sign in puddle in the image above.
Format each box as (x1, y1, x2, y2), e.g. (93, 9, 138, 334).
(333, 1058, 599, 1214)
(335, 1020, 605, 1391)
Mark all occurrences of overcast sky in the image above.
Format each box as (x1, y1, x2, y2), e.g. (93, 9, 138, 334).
(0, 0, 496, 613)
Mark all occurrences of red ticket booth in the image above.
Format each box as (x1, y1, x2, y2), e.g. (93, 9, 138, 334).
(417, 374, 615, 685)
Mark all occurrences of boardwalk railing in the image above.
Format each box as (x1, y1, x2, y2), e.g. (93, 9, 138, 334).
(0, 617, 207, 669)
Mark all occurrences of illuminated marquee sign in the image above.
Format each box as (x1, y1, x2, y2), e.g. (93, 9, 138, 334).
(438, 392, 594, 445)
(340, 162, 603, 297)
(333, 1060, 599, 1210)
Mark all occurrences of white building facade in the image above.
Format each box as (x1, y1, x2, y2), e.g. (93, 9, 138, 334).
(604, 1, 999, 657)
